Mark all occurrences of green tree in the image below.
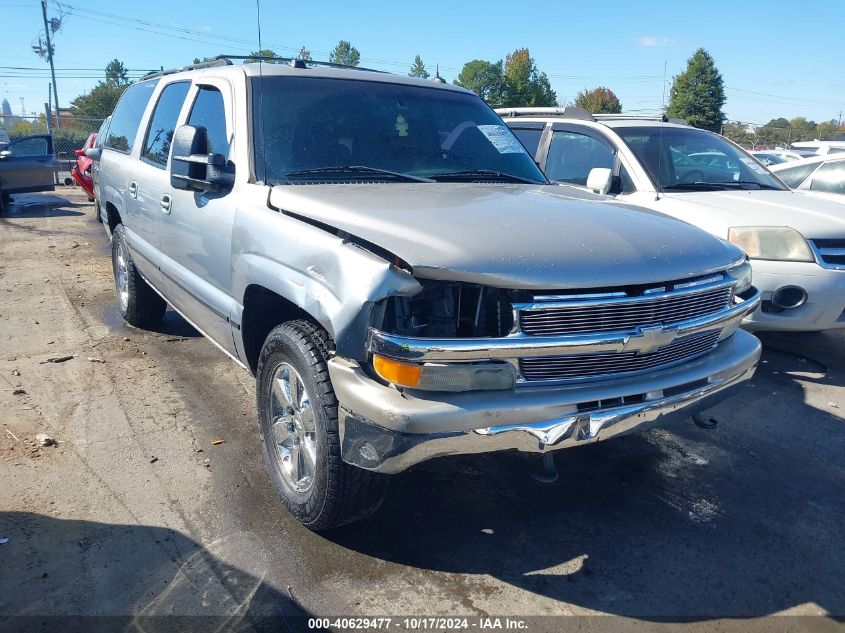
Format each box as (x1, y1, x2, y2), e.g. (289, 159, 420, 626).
(69, 82, 126, 119)
(454, 59, 506, 106)
(666, 48, 726, 131)
(329, 40, 360, 67)
(298, 46, 312, 61)
(104, 59, 129, 86)
(721, 121, 752, 147)
(408, 54, 429, 78)
(245, 49, 282, 63)
(501, 48, 556, 107)
(573, 86, 622, 114)
(192, 56, 216, 64)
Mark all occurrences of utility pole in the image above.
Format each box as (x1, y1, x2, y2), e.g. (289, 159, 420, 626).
(40, 0, 60, 128)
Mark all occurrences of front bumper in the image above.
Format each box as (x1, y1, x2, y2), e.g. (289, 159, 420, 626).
(743, 260, 845, 331)
(331, 330, 761, 474)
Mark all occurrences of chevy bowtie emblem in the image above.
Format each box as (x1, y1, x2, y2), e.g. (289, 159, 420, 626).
(623, 325, 677, 355)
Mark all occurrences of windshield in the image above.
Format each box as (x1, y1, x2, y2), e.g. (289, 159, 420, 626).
(615, 126, 785, 191)
(252, 76, 546, 185)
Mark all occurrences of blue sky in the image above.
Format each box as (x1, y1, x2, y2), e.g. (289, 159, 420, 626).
(2, 0, 843, 125)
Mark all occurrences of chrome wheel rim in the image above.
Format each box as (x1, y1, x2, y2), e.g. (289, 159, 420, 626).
(269, 362, 317, 493)
(115, 241, 129, 312)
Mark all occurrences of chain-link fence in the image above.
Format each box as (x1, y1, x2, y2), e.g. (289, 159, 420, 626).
(1, 113, 105, 185)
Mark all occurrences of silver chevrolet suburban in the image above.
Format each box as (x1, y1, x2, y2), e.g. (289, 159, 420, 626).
(90, 57, 762, 529)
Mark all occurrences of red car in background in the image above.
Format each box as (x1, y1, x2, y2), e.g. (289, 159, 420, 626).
(71, 133, 96, 201)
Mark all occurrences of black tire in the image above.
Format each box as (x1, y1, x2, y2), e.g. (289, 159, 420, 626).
(111, 224, 166, 328)
(256, 320, 388, 530)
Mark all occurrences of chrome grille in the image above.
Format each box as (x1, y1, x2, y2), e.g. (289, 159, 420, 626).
(519, 330, 722, 382)
(519, 285, 732, 336)
(810, 239, 845, 269)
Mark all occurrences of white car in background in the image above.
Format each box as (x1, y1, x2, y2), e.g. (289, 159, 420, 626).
(771, 154, 845, 201)
(499, 108, 845, 332)
(790, 140, 845, 156)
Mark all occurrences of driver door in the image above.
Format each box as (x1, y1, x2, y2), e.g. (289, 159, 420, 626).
(0, 134, 55, 194)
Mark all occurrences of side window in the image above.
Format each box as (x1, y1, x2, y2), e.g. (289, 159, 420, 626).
(141, 81, 190, 167)
(7, 136, 49, 157)
(546, 131, 615, 186)
(808, 161, 845, 194)
(105, 80, 158, 153)
(776, 163, 818, 188)
(619, 164, 635, 193)
(188, 86, 229, 157)
(510, 128, 543, 158)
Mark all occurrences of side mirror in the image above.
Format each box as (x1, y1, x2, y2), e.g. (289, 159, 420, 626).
(586, 167, 613, 195)
(84, 148, 102, 161)
(0, 149, 11, 159)
(170, 124, 234, 192)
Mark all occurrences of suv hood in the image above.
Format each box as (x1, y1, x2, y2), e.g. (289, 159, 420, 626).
(662, 190, 845, 239)
(270, 183, 743, 289)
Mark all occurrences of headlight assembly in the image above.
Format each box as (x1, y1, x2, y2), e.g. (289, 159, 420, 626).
(728, 226, 814, 262)
(373, 355, 514, 392)
(725, 260, 753, 294)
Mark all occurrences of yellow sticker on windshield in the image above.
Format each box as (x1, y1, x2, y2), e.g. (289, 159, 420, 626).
(395, 113, 409, 137)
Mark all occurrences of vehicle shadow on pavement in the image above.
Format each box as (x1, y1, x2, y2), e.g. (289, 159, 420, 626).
(326, 334, 845, 621)
(0, 512, 310, 631)
(1, 194, 87, 219)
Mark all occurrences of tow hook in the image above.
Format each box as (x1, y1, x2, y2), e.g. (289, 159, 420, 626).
(692, 413, 719, 429)
(530, 453, 558, 483)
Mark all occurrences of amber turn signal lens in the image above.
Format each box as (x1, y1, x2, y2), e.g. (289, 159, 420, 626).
(373, 355, 422, 387)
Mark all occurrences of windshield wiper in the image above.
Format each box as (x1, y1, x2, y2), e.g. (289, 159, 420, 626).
(716, 180, 782, 190)
(662, 182, 731, 191)
(427, 169, 544, 184)
(284, 165, 433, 183)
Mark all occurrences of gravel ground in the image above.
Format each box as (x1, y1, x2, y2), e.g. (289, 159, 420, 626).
(0, 190, 843, 633)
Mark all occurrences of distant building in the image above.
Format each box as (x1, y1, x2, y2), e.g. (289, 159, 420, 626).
(0, 98, 12, 126)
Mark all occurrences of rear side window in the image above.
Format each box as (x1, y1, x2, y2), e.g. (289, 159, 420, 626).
(776, 163, 818, 188)
(105, 80, 158, 153)
(546, 130, 615, 186)
(511, 128, 544, 158)
(141, 81, 190, 167)
(188, 86, 229, 157)
(809, 161, 845, 194)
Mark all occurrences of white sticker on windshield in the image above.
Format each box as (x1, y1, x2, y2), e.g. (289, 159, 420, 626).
(740, 156, 768, 175)
(477, 125, 526, 154)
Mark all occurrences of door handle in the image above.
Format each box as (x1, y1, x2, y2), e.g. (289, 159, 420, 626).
(160, 194, 172, 214)
(128, 181, 138, 199)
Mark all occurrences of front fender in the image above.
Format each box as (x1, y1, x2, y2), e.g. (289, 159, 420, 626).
(232, 207, 421, 360)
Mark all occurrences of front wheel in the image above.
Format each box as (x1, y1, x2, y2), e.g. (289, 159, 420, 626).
(111, 224, 166, 328)
(256, 320, 388, 530)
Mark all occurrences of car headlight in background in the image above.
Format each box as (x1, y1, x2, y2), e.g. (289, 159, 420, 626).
(725, 260, 753, 294)
(728, 226, 814, 262)
(373, 355, 514, 392)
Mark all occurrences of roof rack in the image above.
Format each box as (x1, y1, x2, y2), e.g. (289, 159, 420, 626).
(138, 54, 389, 82)
(593, 113, 688, 125)
(214, 54, 388, 74)
(494, 106, 595, 121)
(140, 57, 232, 80)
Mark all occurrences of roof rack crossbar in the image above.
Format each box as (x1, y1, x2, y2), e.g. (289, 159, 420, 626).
(494, 106, 595, 121)
(140, 57, 232, 80)
(213, 54, 388, 74)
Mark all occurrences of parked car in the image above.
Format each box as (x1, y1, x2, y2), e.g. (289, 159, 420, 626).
(790, 141, 845, 156)
(0, 133, 55, 213)
(90, 59, 761, 529)
(759, 149, 818, 162)
(500, 108, 845, 332)
(771, 154, 845, 200)
(71, 133, 97, 201)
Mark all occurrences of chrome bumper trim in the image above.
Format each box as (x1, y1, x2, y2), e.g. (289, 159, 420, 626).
(368, 288, 760, 362)
(336, 331, 761, 474)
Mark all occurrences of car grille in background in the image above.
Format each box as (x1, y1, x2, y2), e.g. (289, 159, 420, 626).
(518, 285, 732, 336)
(810, 239, 845, 268)
(519, 330, 722, 382)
